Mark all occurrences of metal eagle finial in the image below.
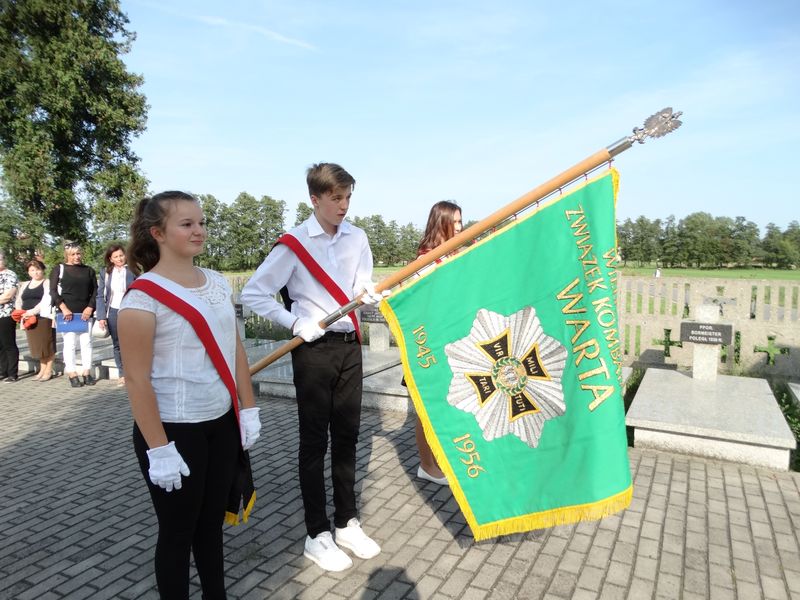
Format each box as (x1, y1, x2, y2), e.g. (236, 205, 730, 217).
(607, 107, 683, 156)
(632, 107, 683, 142)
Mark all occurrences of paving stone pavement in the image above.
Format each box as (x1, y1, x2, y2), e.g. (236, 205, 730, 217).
(2, 374, 800, 599)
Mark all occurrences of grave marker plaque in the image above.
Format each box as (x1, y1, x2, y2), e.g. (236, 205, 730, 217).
(679, 322, 733, 346)
(360, 305, 386, 324)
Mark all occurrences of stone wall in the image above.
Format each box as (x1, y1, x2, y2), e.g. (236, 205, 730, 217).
(618, 276, 799, 377)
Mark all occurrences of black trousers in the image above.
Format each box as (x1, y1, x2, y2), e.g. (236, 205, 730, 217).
(0, 316, 19, 379)
(291, 334, 363, 537)
(134, 408, 239, 600)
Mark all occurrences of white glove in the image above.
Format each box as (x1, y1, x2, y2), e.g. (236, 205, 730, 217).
(292, 317, 325, 342)
(239, 407, 261, 451)
(146, 441, 190, 492)
(358, 282, 389, 306)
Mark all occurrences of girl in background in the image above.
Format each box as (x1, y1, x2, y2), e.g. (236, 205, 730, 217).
(0, 252, 19, 383)
(96, 244, 136, 386)
(414, 201, 463, 485)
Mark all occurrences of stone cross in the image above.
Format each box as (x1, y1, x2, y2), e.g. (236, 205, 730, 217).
(653, 328, 682, 358)
(754, 334, 790, 366)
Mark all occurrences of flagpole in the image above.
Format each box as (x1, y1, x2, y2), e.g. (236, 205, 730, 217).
(249, 107, 682, 375)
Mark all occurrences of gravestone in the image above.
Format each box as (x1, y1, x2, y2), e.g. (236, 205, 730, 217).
(627, 302, 796, 470)
(678, 304, 732, 382)
(360, 305, 391, 352)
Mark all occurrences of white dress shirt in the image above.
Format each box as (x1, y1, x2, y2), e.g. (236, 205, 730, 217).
(240, 213, 374, 333)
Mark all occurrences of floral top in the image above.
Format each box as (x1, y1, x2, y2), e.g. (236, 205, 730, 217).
(0, 268, 19, 318)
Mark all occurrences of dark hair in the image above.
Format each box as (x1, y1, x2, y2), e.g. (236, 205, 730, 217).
(418, 201, 462, 254)
(26, 259, 46, 272)
(103, 244, 126, 273)
(127, 191, 198, 274)
(306, 163, 355, 198)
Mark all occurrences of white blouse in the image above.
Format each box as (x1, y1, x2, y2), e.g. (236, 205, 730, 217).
(120, 268, 236, 423)
(109, 267, 128, 310)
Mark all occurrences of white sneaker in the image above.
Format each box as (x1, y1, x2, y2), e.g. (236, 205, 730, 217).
(334, 518, 381, 559)
(303, 532, 353, 572)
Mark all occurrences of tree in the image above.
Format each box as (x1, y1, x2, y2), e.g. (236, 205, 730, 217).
(616, 219, 634, 266)
(0, 0, 148, 242)
(218, 192, 286, 271)
(90, 162, 148, 243)
(659, 215, 683, 267)
(729, 216, 761, 266)
(784, 221, 800, 263)
(397, 223, 420, 264)
(221, 193, 262, 271)
(360, 215, 393, 265)
(197, 194, 224, 270)
(259, 195, 286, 250)
(761, 223, 783, 267)
(294, 201, 312, 226)
(678, 212, 717, 267)
(628, 216, 661, 265)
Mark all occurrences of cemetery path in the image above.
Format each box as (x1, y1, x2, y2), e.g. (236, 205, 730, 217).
(2, 374, 800, 599)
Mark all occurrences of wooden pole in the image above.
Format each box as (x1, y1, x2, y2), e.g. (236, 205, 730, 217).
(248, 107, 683, 375)
(249, 148, 611, 375)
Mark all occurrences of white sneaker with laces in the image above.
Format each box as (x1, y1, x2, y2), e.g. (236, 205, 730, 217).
(304, 531, 353, 572)
(334, 518, 381, 559)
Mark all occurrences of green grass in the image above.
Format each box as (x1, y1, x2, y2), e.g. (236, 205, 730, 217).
(373, 265, 800, 281)
(620, 267, 800, 280)
(226, 266, 799, 282)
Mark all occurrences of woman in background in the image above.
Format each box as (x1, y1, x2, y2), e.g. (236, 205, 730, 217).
(50, 242, 97, 387)
(96, 244, 135, 386)
(414, 201, 463, 485)
(0, 252, 19, 383)
(15, 260, 55, 381)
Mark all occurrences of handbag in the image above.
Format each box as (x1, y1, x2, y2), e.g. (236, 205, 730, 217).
(11, 309, 37, 330)
(91, 319, 110, 339)
(55, 312, 90, 334)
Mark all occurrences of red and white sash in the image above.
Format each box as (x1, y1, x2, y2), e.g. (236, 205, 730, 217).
(128, 272, 240, 425)
(276, 233, 362, 342)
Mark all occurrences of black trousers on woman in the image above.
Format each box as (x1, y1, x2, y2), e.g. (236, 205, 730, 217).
(291, 333, 363, 538)
(0, 316, 19, 379)
(134, 408, 239, 600)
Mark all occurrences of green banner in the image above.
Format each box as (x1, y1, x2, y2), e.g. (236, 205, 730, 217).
(380, 170, 631, 540)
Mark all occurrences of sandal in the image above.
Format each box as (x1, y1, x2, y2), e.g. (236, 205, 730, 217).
(69, 375, 83, 388)
(83, 374, 96, 386)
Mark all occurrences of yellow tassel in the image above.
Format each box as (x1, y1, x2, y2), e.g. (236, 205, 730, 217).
(241, 492, 256, 524)
(471, 485, 632, 541)
(224, 492, 256, 527)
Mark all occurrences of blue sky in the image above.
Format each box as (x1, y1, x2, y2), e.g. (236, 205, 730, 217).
(122, 0, 799, 233)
